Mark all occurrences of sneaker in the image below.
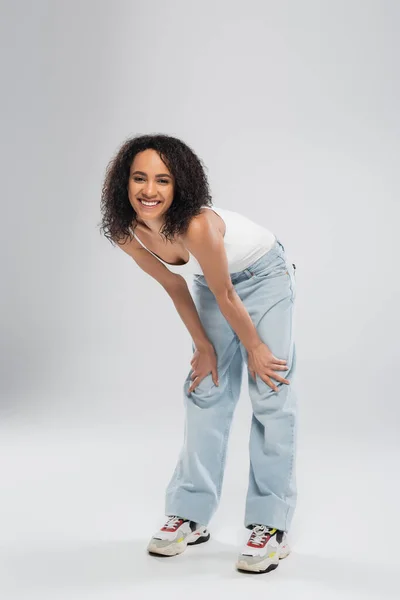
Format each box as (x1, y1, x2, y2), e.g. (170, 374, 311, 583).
(147, 515, 210, 556)
(236, 524, 290, 573)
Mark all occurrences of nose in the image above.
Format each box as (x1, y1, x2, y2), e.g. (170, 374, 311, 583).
(142, 179, 157, 198)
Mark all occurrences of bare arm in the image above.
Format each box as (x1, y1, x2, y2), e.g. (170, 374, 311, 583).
(182, 215, 263, 353)
(116, 237, 212, 350)
(167, 284, 214, 351)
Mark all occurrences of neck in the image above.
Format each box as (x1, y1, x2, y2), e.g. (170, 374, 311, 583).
(136, 215, 165, 235)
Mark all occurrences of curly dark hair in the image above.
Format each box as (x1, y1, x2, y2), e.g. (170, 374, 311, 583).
(98, 133, 213, 245)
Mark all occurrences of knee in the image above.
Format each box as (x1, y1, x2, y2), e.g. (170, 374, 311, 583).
(183, 372, 223, 408)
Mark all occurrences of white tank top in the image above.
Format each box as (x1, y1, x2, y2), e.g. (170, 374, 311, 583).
(129, 205, 276, 276)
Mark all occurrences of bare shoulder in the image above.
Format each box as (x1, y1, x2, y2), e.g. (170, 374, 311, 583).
(114, 232, 142, 257)
(182, 206, 225, 241)
(115, 230, 185, 292)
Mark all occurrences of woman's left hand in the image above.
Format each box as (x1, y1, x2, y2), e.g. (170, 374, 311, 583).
(247, 342, 290, 393)
(188, 343, 219, 393)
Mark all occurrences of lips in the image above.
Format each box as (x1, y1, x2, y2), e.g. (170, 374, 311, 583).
(138, 199, 161, 209)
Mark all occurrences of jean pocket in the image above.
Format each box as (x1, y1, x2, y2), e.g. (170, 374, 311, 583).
(251, 253, 288, 280)
(287, 263, 296, 302)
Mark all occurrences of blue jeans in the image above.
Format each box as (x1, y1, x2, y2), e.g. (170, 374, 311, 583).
(165, 239, 297, 532)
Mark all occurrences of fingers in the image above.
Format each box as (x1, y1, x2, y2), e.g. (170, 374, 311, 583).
(254, 371, 290, 391)
(269, 355, 287, 365)
(188, 376, 199, 393)
(269, 356, 287, 365)
(271, 373, 290, 385)
(188, 373, 219, 393)
(250, 371, 279, 391)
(264, 375, 278, 393)
(272, 357, 288, 375)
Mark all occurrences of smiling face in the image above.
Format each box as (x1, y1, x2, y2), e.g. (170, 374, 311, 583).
(128, 149, 175, 230)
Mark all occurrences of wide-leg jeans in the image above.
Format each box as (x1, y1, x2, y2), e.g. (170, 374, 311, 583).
(165, 239, 297, 532)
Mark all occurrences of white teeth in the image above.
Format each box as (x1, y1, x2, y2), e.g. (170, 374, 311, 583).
(140, 200, 159, 206)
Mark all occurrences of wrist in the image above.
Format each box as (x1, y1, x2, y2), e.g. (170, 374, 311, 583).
(246, 340, 263, 354)
(193, 339, 214, 351)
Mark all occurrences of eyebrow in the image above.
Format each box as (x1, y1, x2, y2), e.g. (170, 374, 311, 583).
(131, 170, 172, 178)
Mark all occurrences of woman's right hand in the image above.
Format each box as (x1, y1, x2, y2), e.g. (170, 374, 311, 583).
(188, 342, 219, 393)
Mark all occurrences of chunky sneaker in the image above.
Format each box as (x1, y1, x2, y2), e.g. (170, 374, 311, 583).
(147, 515, 210, 556)
(236, 524, 290, 573)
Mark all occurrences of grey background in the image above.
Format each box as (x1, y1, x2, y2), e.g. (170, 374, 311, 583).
(1, 1, 399, 599)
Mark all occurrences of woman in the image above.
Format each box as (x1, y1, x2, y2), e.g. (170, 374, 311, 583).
(100, 133, 297, 575)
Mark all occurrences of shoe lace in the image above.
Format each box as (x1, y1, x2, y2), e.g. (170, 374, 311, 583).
(163, 515, 184, 530)
(249, 524, 273, 546)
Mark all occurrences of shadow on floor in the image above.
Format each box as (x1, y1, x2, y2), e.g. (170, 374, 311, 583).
(0, 537, 398, 597)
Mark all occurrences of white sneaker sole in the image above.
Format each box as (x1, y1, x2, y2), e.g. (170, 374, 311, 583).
(147, 529, 210, 557)
(236, 544, 291, 573)
(147, 539, 187, 556)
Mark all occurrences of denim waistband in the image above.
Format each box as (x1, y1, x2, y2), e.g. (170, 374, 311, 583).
(194, 238, 296, 286)
(229, 238, 286, 284)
